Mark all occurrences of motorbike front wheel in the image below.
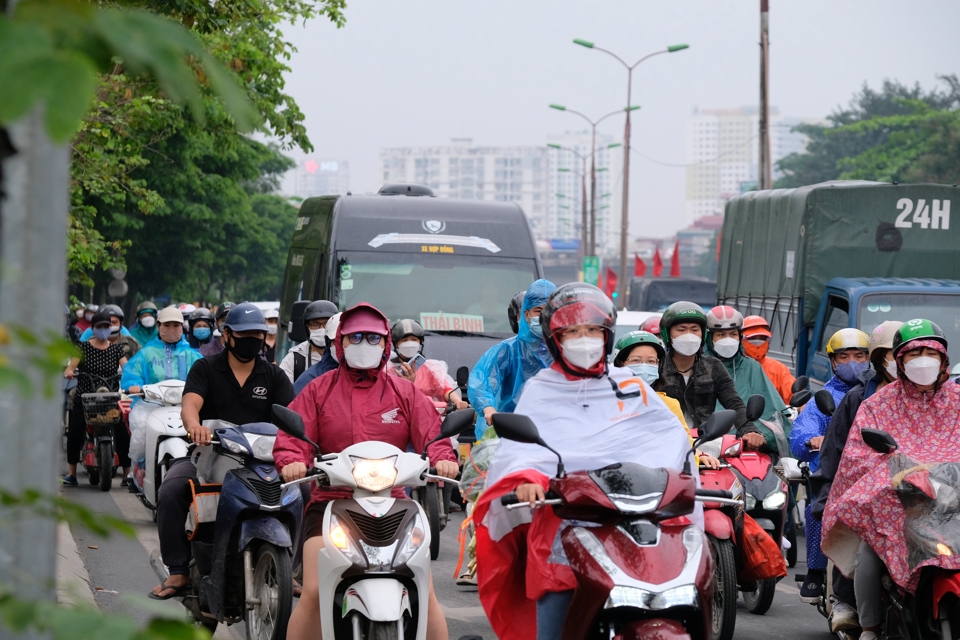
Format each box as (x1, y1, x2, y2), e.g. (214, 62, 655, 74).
(424, 485, 441, 561)
(245, 543, 292, 640)
(709, 535, 737, 640)
(368, 620, 400, 640)
(98, 442, 114, 492)
(742, 576, 776, 614)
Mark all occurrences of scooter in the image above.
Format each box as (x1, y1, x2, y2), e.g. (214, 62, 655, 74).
(76, 371, 122, 491)
(129, 380, 189, 517)
(493, 409, 742, 640)
(149, 420, 304, 639)
(273, 404, 477, 640)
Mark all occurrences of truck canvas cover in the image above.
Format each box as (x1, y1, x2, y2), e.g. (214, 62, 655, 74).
(718, 182, 960, 325)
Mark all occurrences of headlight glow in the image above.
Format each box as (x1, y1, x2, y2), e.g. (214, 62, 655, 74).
(392, 514, 427, 567)
(762, 489, 786, 510)
(745, 493, 757, 511)
(938, 543, 953, 556)
(350, 456, 398, 492)
(605, 584, 698, 610)
(329, 515, 366, 566)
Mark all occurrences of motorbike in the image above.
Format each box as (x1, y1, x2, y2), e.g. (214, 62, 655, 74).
(273, 404, 477, 640)
(492, 408, 742, 640)
(76, 371, 123, 491)
(149, 419, 304, 639)
(129, 379, 190, 518)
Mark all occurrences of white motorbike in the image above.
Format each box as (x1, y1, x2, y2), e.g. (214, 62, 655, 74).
(272, 404, 476, 640)
(130, 380, 189, 517)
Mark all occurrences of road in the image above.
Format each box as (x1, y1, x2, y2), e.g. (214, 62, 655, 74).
(62, 477, 833, 639)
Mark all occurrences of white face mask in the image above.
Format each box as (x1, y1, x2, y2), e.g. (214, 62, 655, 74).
(713, 337, 740, 359)
(344, 342, 383, 370)
(266, 324, 278, 335)
(396, 341, 422, 360)
(309, 328, 326, 348)
(884, 359, 899, 381)
(330, 344, 338, 362)
(672, 333, 701, 356)
(140, 315, 156, 329)
(904, 356, 942, 386)
(562, 336, 605, 370)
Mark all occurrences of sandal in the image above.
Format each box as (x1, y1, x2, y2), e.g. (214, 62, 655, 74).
(148, 580, 189, 600)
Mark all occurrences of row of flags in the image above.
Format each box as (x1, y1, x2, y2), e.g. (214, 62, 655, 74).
(597, 239, 682, 298)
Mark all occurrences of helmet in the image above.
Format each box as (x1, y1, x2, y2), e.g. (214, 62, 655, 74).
(659, 301, 707, 345)
(101, 304, 124, 321)
(507, 290, 525, 334)
(84, 303, 99, 312)
(639, 314, 662, 336)
(189, 308, 215, 327)
(825, 328, 870, 356)
(742, 315, 772, 338)
(303, 300, 338, 326)
(613, 331, 665, 367)
(223, 302, 268, 333)
(706, 305, 743, 331)
(892, 319, 948, 358)
(541, 283, 617, 377)
(264, 308, 280, 321)
(391, 319, 425, 345)
(136, 301, 158, 316)
(868, 321, 904, 355)
(216, 302, 235, 320)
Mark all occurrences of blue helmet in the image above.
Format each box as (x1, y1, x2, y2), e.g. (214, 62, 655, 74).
(223, 302, 268, 333)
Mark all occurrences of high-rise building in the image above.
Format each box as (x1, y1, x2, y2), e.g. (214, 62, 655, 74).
(290, 158, 350, 198)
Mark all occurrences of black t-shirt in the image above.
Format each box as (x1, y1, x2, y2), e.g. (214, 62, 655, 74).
(184, 350, 294, 425)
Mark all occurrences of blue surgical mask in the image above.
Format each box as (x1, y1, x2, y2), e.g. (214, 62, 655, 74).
(628, 363, 660, 385)
(92, 327, 112, 342)
(834, 360, 868, 385)
(529, 316, 543, 339)
(193, 327, 211, 341)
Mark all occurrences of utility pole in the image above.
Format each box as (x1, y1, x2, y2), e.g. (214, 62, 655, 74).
(759, 0, 772, 189)
(589, 126, 597, 256)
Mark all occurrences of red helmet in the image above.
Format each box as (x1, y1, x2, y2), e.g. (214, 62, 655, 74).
(742, 315, 772, 338)
(541, 283, 617, 378)
(639, 314, 662, 336)
(706, 305, 744, 331)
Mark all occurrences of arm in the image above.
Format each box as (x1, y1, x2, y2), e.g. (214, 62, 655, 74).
(713, 363, 760, 437)
(278, 350, 296, 383)
(809, 391, 860, 520)
(408, 387, 457, 470)
(468, 345, 503, 415)
(120, 351, 145, 391)
(181, 392, 210, 444)
(789, 404, 827, 462)
(274, 382, 320, 474)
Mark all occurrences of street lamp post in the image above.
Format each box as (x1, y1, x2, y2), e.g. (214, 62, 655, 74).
(550, 144, 590, 262)
(574, 39, 689, 307)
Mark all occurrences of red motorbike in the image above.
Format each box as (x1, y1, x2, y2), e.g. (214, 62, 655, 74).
(76, 372, 123, 491)
(493, 408, 740, 640)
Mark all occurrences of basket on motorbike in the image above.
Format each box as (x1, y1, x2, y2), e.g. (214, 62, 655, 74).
(81, 392, 123, 425)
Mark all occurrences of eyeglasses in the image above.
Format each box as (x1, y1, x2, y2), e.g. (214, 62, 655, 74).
(306, 320, 327, 330)
(559, 326, 606, 340)
(346, 333, 383, 345)
(624, 357, 659, 366)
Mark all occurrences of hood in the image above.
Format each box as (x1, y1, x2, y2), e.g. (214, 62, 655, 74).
(517, 278, 556, 344)
(336, 303, 392, 376)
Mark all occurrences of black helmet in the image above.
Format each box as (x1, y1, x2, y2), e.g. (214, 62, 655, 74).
(90, 310, 112, 328)
(507, 290, 525, 334)
(101, 304, 124, 321)
(541, 283, 617, 377)
(216, 302, 235, 321)
(189, 308, 215, 328)
(223, 302, 268, 333)
(303, 300, 338, 326)
(391, 319, 425, 345)
(136, 301, 158, 316)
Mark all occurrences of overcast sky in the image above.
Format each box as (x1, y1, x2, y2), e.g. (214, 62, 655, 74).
(279, 0, 959, 238)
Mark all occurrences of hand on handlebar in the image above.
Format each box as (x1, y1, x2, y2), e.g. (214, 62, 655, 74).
(281, 462, 307, 482)
(63, 369, 75, 380)
(128, 385, 141, 394)
(808, 436, 824, 451)
(698, 453, 722, 469)
(187, 424, 213, 446)
(741, 432, 765, 450)
(435, 460, 459, 479)
(516, 483, 545, 508)
(483, 407, 496, 426)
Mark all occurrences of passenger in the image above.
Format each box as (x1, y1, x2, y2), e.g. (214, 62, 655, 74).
(389, 318, 470, 409)
(198, 303, 233, 357)
(279, 300, 338, 383)
(186, 308, 216, 350)
(263, 308, 279, 363)
(468, 279, 556, 438)
(74, 303, 98, 334)
(741, 315, 797, 405)
(129, 301, 159, 347)
(507, 290, 525, 334)
(276, 303, 458, 640)
(292, 312, 342, 396)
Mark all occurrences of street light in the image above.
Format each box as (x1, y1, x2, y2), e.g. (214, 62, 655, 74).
(575, 38, 689, 307)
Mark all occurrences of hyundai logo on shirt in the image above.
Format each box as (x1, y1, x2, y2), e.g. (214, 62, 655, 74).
(252, 386, 268, 399)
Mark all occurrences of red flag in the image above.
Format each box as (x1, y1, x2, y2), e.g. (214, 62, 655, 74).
(634, 254, 646, 277)
(670, 239, 681, 277)
(605, 267, 618, 298)
(652, 248, 663, 277)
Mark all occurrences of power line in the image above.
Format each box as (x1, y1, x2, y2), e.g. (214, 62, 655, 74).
(631, 133, 761, 168)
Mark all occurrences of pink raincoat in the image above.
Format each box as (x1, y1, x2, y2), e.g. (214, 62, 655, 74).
(822, 379, 960, 591)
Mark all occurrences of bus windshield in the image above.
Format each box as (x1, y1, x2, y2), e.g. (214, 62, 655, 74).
(858, 293, 960, 367)
(335, 251, 539, 336)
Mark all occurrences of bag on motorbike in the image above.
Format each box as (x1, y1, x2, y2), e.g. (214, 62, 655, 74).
(460, 437, 500, 503)
(185, 479, 221, 541)
(737, 513, 787, 581)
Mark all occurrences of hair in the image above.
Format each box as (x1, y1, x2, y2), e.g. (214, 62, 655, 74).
(870, 347, 892, 381)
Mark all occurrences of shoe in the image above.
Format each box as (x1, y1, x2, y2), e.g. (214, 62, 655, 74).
(799, 571, 823, 604)
(60, 475, 78, 487)
(120, 477, 129, 487)
(456, 572, 478, 587)
(828, 599, 860, 632)
(859, 631, 878, 640)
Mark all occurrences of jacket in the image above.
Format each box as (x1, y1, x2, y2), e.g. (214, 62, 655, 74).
(743, 339, 797, 405)
(120, 336, 202, 391)
(292, 335, 339, 396)
(129, 322, 157, 347)
(279, 340, 324, 383)
(388, 356, 455, 404)
(789, 375, 854, 472)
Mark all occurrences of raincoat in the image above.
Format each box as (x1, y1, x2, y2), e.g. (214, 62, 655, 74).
(468, 279, 556, 438)
(388, 356, 456, 404)
(790, 374, 854, 472)
(743, 339, 796, 405)
(292, 335, 338, 396)
(274, 304, 457, 510)
(120, 336, 202, 393)
(129, 321, 157, 347)
(822, 379, 960, 591)
(474, 365, 697, 640)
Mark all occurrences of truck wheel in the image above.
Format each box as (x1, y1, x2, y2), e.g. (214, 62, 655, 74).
(98, 442, 114, 492)
(743, 577, 776, 614)
(245, 543, 292, 640)
(709, 535, 737, 640)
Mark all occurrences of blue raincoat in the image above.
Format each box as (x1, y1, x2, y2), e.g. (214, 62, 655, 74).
(790, 374, 854, 472)
(120, 336, 202, 397)
(468, 279, 556, 438)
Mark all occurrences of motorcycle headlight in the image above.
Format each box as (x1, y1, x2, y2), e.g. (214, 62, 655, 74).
(161, 386, 183, 405)
(762, 489, 786, 510)
(350, 456, 398, 492)
(745, 493, 757, 510)
(329, 514, 366, 566)
(244, 434, 276, 462)
(220, 437, 249, 456)
(723, 441, 742, 457)
(392, 514, 427, 568)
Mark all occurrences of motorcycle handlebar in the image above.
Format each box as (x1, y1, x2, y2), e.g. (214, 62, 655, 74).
(500, 489, 560, 506)
(696, 488, 735, 500)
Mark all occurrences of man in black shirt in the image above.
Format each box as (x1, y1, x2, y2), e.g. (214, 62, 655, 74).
(150, 303, 294, 599)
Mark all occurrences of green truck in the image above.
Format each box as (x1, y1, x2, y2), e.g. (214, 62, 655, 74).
(718, 181, 960, 387)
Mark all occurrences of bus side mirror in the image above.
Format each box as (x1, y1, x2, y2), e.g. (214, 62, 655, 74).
(289, 300, 310, 343)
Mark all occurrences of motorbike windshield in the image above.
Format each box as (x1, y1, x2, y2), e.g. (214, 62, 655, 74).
(335, 251, 538, 337)
(859, 293, 960, 369)
(889, 454, 960, 570)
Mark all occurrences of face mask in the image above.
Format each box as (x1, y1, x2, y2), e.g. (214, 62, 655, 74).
(628, 363, 660, 385)
(92, 327, 112, 342)
(397, 341, 422, 360)
(671, 333, 701, 356)
(742, 338, 769, 360)
(159, 325, 183, 344)
(140, 315, 156, 329)
(309, 328, 326, 348)
(193, 327, 211, 341)
(834, 360, 868, 385)
(75, 309, 84, 319)
(84, 313, 94, 322)
(904, 356, 942, 386)
(529, 316, 543, 339)
(713, 337, 740, 359)
(562, 336, 605, 370)
(344, 342, 383, 370)
(330, 344, 338, 362)
(227, 335, 264, 363)
(266, 324, 278, 336)
(884, 359, 899, 381)
(110, 325, 121, 335)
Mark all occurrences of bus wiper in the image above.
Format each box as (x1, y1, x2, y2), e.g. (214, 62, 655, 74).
(424, 330, 495, 338)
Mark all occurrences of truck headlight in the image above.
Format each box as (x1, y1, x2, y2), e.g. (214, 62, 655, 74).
(392, 514, 427, 567)
(350, 456, 398, 492)
(329, 515, 366, 566)
(762, 489, 786, 510)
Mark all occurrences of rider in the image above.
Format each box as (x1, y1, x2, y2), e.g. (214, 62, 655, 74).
(653, 301, 765, 450)
(263, 308, 279, 363)
(186, 308, 215, 350)
(474, 284, 697, 640)
(741, 315, 797, 405)
(275, 303, 459, 640)
(389, 318, 470, 410)
(292, 312, 342, 396)
(198, 302, 233, 357)
(129, 301, 159, 346)
(74, 303, 98, 334)
(507, 290, 525, 334)
(703, 305, 787, 453)
(823, 320, 960, 640)
(121, 306, 203, 395)
(790, 327, 870, 604)
(639, 314, 661, 335)
(279, 299, 338, 383)
(148, 302, 294, 600)
(468, 278, 556, 438)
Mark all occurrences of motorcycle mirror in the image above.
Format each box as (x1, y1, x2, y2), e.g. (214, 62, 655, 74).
(422, 408, 478, 458)
(745, 395, 766, 422)
(698, 410, 736, 445)
(861, 428, 898, 454)
(456, 366, 469, 391)
(791, 375, 809, 394)
(814, 390, 836, 417)
(790, 389, 813, 408)
(492, 413, 565, 477)
(271, 404, 320, 452)
(289, 300, 309, 343)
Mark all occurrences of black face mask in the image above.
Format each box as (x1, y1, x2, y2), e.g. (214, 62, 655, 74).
(227, 335, 264, 363)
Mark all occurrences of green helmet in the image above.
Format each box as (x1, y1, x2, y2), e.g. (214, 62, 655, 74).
(613, 331, 666, 367)
(892, 318, 948, 358)
(659, 301, 707, 346)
